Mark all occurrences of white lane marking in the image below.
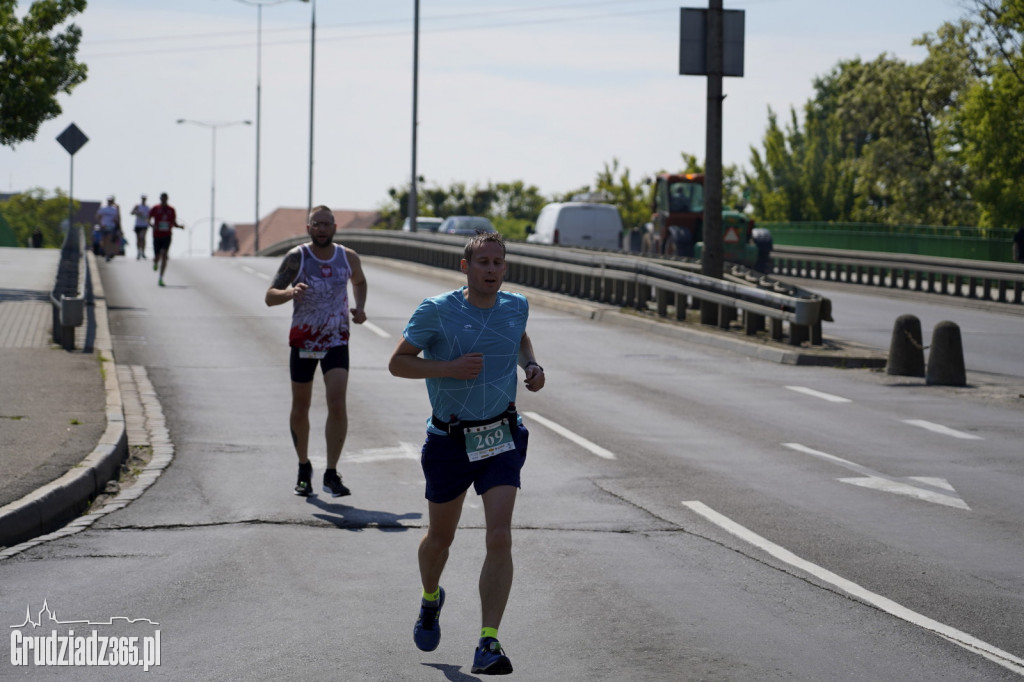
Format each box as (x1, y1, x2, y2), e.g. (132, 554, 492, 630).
(682, 501, 1024, 676)
(782, 443, 867, 472)
(358, 320, 391, 339)
(782, 443, 969, 510)
(241, 265, 271, 280)
(343, 442, 420, 464)
(908, 476, 955, 492)
(522, 411, 616, 460)
(838, 477, 970, 510)
(903, 419, 983, 440)
(785, 386, 851, 403)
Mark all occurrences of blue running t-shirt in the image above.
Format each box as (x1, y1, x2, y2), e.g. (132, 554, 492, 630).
(403, 288, 529, 432)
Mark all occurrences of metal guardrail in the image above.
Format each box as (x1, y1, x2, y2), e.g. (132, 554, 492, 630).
(50, 226, 88, 350)
(265, 231, 830, 346)
(771, 245, 1024, 305)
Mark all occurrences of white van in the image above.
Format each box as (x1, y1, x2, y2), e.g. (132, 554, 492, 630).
(526, 202, 623, 250)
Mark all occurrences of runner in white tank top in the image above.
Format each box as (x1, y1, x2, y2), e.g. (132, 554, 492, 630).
(265, 205, 368, 498)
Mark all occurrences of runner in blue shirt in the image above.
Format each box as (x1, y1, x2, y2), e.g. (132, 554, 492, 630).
(389, 231, 545, 675)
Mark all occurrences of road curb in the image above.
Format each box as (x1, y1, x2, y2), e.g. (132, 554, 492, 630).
(0, 252, 127, 550)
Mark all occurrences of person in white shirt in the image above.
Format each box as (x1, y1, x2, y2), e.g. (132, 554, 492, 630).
(95, 196, 121, 262)
(131, 195, 151, 260)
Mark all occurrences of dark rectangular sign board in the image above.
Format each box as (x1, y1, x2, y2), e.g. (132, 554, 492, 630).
(679, 8, 745, 77)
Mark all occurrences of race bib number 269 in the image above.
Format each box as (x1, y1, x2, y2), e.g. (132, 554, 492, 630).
(464, 419, 515, 462)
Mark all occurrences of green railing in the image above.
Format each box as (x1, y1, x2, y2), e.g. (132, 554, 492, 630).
(762, 222, 1018, 263)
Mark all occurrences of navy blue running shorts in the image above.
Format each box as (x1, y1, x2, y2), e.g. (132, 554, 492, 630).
(289, 345, 350, 383)
(421, 424, 529, 504)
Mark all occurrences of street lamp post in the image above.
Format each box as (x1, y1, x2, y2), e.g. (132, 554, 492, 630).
(408, 0, 420, 232)
(234, 0, 310, 254)
(176, 119, 251, 256)
(306, 0, 315, 216)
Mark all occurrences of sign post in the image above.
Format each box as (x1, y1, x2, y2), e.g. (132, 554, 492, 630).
(679, 3, 744, 325)
(56, 123, 89, 238)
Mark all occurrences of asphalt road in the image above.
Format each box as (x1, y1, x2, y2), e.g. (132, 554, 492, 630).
(790, 278, 1024, 380)
(2, 254, 1022, 680)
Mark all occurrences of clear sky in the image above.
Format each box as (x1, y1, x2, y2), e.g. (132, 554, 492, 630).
(2, 0, 966, 257)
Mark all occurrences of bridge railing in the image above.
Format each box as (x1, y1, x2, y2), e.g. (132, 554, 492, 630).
(771, 245, 1024, 305)
(50, 227, 88, 350)
(266, 231, 830, 346)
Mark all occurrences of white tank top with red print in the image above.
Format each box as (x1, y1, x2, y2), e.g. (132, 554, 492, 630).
(288, 244, 352, 351)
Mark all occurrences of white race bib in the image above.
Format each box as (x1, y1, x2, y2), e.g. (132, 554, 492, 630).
(464, 418, 515, 462)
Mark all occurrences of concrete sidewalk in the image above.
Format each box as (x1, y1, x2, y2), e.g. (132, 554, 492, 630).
(0, 246, 126, 548)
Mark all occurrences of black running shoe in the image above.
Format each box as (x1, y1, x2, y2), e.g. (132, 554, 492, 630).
(323, 469, 351, 497)
(294, 461, 313, 496)
(472, 637, 513, 675)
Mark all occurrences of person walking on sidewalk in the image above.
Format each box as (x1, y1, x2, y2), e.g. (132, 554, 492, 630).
(148, 193, 183, 286)
(265, 205, 368, 498)
(131, 194, 151, 260)
(388, 231, 546, 675)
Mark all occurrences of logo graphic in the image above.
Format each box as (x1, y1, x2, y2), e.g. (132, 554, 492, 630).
(10, 600, 161, 671)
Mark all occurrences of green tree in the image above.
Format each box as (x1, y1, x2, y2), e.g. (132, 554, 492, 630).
(0, 0, 88, 147)
(747, 108, 810, 221)
(954, 1, 1024, 227)
(748, 45, 979, 226)
(0, 187, 76, 247)
(490, 181, 546, 221)
(380, 179, 548, 236)
(592, 159, 649, 230)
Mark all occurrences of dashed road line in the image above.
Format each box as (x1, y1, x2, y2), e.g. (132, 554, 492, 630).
(903, 419, 982, 440)
(360, 320, 390, 338)
(240, 265, 270, 280)
(785, 386, 851, 403)
(522, 411, 616, 460)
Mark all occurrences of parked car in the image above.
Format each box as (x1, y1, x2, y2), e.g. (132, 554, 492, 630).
(526, 202, 623, 250)
(438, 216, 496, 235)
(401, 216, 444, 232)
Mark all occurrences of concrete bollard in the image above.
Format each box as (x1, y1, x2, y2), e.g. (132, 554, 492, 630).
(926, 321, 967, 386)
(887, 314, 925, 377)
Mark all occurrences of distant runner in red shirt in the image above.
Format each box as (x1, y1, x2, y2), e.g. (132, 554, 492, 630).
(148, 192, 183, 287)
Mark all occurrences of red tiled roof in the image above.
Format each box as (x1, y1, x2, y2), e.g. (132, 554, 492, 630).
(224, 207, 382, 256)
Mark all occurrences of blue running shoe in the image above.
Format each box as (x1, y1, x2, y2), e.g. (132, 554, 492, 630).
(472, 637, 513, 675)
(413, 587, 445, 652)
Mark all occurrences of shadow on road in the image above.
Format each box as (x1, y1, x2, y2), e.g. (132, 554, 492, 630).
(305, 494, 421, 532)
(421, 662, 480, 681)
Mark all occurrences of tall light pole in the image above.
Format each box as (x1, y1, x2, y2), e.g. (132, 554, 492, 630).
(306, 0, 315, 216)
(408, 0, 420, 231)
(234, 0, 309, 254)
(176, 119, 251, 256)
